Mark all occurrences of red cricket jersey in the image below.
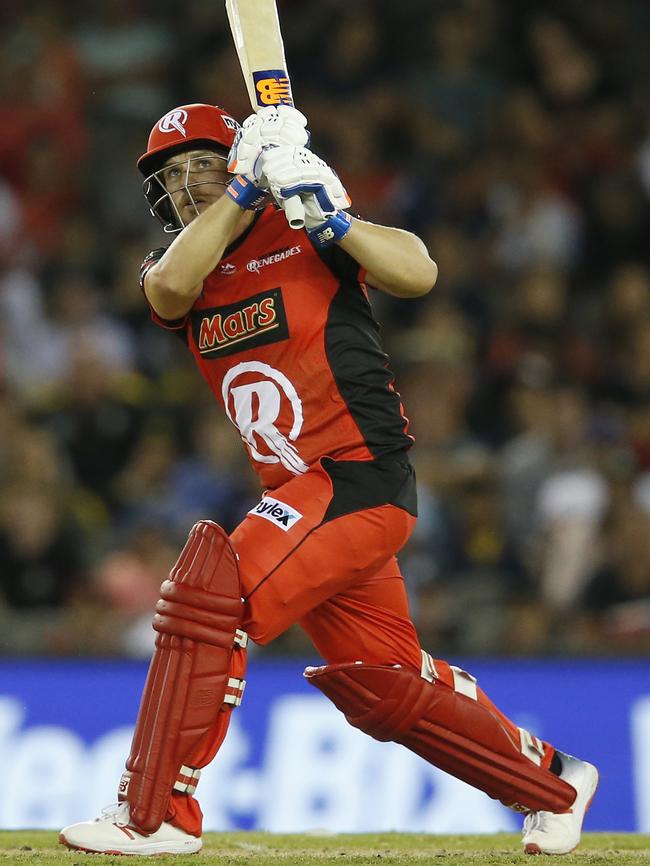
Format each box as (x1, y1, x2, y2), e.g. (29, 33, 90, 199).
(141, 206, 413, 490)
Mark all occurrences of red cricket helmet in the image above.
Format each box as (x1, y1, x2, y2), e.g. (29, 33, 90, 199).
(138, 103, 241, 232)
(138, 103, 240, 176)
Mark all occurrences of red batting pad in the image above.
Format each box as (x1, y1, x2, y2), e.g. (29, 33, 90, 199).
(305, 662, 575, 814)
(124, 521, 242, 833)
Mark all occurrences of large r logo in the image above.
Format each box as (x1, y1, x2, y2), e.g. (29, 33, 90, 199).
(158, 109, 188, 137)
(222, 361, 308, 475)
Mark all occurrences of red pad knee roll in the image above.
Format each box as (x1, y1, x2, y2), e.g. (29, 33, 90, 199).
(122, 521, 244, 834)
(305, 661, 575, 814)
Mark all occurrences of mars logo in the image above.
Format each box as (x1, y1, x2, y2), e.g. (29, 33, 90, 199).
(222, 360, 308, 475)
(193, 289, 289, 359)
(158, 109, 188, 137)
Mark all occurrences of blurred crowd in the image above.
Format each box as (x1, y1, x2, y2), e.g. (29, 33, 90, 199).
(1, 0, 649, 657)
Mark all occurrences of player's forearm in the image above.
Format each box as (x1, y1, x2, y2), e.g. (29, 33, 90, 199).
(148, 196, 246, 297)
(338, 218, 438, 298)
(259, 144, 436, 296)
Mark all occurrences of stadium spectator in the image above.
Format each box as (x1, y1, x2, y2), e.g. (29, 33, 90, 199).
(1, 0, 650, 658)
(91, 522, 180, 657)
(0, 481, 84, 610)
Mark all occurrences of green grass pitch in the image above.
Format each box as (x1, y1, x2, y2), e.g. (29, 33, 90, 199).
(0, 832, 649, 865)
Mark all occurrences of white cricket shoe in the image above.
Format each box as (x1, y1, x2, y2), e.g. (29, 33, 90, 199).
(522, 752, 599, 855)
(59, 802, 202, 856)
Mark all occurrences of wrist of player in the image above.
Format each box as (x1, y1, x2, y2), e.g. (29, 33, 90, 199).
(295, 193, 351, 246)
(305, 209, 352, 248)
(225, 174, 268, 210)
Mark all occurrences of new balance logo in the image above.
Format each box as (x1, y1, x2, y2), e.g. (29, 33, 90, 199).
(253, 69, 292, 107)
(249, 497, 303, 531)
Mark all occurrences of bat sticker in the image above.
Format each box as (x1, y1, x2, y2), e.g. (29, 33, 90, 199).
(253, 69, 292, 106)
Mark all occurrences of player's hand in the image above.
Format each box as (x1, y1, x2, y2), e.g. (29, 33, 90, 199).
(261, 145, 353, 243)
(301, 196, 353, 247)
(226, 108, 310, 212)
(225, 117, 268, 210)
(227, 106, 310, 176)
(261, 145, 351, 213)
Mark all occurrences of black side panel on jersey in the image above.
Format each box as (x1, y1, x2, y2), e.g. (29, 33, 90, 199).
(322, 455, 417, 522)
(319, 245, 413, 460)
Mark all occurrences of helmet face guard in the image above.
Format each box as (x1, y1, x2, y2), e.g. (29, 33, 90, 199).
(143, 150, 231, 233)
(138, 104, 240, 232)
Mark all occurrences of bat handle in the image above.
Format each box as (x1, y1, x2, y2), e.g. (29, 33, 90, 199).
(283, 194, 305, 230)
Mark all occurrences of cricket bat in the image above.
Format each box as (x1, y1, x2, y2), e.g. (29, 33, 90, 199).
(225, 0, 305, 229)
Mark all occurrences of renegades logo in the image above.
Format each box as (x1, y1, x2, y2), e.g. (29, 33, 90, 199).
(192, 288, 289, 359)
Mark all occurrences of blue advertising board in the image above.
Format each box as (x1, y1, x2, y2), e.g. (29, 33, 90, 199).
(0, 658, 648, 833)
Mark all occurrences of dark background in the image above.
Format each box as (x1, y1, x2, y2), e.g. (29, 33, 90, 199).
(1, 0, 649, 657)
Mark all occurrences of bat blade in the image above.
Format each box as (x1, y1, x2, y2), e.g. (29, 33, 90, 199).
(225, 0, 294, 110)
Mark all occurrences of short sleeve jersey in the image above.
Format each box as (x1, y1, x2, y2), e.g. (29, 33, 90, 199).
(141, 206, 413, 491)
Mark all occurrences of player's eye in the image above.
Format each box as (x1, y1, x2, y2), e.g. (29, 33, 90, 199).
(164, 166, 182, 181)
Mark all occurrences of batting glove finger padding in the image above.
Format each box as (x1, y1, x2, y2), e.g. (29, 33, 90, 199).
(227, 119, 264, 179)
(262, 146, 351, 211)
(260, 145, 352, 238)
(302, 194, 343, 229)
(259, 105, 310, 147)
(227, 106, 309, 176)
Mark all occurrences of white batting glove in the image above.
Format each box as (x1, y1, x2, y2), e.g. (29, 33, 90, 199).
(261, 146, 351, 213)
(260, 146, 352, 242)
(227, 106, 310, 179)
(301, 194, 346, 229)
(300, 197, 353, 247)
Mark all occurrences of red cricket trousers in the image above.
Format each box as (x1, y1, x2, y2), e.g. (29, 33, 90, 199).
(166, 460, 555, 834)
(166, 459, 419, 832)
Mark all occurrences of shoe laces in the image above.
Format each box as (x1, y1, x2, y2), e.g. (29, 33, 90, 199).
(98, 802, 130, 825)
(523, 810, 545, 835)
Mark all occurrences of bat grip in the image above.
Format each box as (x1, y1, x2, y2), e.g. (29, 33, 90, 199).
(283, 195, 305, 230)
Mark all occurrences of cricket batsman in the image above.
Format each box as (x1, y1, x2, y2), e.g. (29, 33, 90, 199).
(60, 103, 598, 856)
